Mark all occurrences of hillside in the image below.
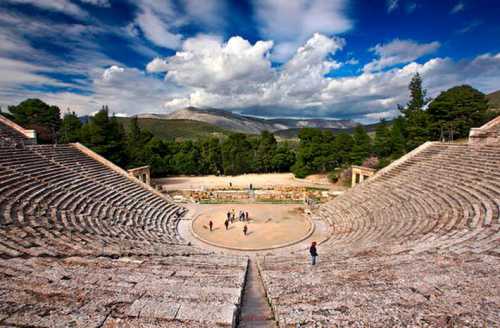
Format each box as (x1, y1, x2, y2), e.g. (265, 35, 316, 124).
(117, 117, 231, 139)
(138, 107, 356, 134)
(487, 90, 500, 108)
(274, 121, 386, 138)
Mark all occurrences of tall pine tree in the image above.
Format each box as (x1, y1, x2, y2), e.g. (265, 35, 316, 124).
(399, 73, 431, 150)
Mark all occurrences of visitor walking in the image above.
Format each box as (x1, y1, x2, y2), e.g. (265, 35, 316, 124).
(227, 211, 231, 221)
(309, 242, 318, 265)
(245, 211, 249, 221)
(224, 219, 229, 230)
(209, 220, 213, 232)
(243, 225, 248, 236)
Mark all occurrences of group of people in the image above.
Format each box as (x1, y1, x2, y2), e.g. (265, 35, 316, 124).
(207, 207, 319, 265)
(226, 208, 249, 223)
(207, 208, 251, 236)
(225, 208, 250, 235)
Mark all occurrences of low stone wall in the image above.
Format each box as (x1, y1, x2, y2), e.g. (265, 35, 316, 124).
(167, 186, 334, 204)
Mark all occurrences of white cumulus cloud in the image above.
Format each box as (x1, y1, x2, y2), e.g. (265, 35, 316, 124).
(148, 35, 275, 93)
(364, 39, 440, 72)
(253, 0, 352, 61)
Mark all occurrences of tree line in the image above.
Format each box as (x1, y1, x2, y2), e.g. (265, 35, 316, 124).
(2, 74, 496, 178)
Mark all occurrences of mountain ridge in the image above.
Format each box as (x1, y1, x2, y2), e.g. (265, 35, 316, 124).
(137, 107, 357, 134)
(486, 90, 500, 108)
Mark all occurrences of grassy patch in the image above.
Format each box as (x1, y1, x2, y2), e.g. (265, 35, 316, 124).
(305, 186, 329, 192)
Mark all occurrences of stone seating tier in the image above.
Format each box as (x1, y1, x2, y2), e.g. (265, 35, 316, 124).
(258, 142, 500, 326)
(0, 141, 249, 327)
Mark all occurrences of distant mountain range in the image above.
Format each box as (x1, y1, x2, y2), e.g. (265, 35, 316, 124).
(87, 89, 499, 139)
(137, 107, 357, 134)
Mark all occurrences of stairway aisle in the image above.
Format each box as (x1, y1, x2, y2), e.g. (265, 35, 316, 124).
(239, 259, 276, 328)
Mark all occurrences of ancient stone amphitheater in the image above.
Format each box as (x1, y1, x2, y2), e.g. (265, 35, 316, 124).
(0, 114, 499, 327)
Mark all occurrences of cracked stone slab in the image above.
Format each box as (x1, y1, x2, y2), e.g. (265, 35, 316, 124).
(175, 303, 237, 326)
(126, 298, 180, 320)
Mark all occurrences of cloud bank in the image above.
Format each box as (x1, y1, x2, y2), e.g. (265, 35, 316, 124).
(0, 0, 499, 123)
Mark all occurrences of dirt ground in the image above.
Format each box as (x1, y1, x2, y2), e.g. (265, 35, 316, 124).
(192, 204, 311, 250)
(155, 173, 343, 191)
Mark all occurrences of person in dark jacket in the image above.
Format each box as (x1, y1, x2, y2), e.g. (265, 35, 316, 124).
(243, 225, 248, 236)
(309, 242, 318, 265)
(224, 219, 229, 230)
(209, 220, 213, 232)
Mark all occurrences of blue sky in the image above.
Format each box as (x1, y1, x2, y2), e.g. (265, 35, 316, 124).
(0, 0, 499, 122)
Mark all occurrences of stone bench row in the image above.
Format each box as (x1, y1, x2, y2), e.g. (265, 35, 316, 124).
(0, 146, 184, 242)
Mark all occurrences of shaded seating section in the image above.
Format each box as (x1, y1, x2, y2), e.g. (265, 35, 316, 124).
(0, 137, 248, 327)
(259, 142, 500, 326)
(0, 144, 185, 243)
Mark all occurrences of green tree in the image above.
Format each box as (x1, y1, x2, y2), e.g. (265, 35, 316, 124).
(272, 142, 295, 172)
(427, 85, 491, 140)
(173, 140, 201, 174)
(402, 73, 429, 114)
(8, 98, 61, 143)
(221, 134, 253, 175)
(398, 73, 432, 150)
(390, 117, 406, 158)
(198, 137, 223, 175)
(80, 106, 128, 167)
(255, 131, 278, 173)
(291, 128, 339, 178)
(333, 132, 354, 166)
(350, 125, 371, 164)
(59, 111, 82, 143)
(126, 116, 154, 168)
(405, 110, 431, 150)
(291, 128, 323, 178)
(373, 119, 391, 158)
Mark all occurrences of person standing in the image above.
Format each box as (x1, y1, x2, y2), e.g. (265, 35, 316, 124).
(209, 220, 213, 232)
(245, 211, 249, 221)
(243, 225, 248, 236)
(309, 242, 318, 265)
(224, 219, 229, 230)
